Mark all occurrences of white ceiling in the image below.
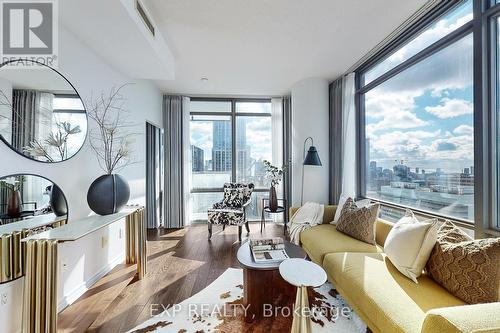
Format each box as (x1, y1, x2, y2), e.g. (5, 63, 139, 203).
(60, 0, 175, 81)
(146, 0, 427, 96)
(61, 0, 428, 96)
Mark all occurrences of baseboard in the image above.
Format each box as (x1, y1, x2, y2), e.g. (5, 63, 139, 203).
(57, 254, 124, 312)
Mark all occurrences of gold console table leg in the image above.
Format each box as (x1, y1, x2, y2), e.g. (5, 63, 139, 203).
(126, 208, 147, 279)
(22, 239, 58, 333)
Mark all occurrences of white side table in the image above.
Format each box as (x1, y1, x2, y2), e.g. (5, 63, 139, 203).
(279, 258, 327, 333)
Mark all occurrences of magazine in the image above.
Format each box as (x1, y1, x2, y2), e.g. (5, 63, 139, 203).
(250, 238, 289, 263)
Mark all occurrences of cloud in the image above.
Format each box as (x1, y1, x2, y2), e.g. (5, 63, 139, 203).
(369, 130, 439, 160)
(425, 98, 473, 119)
(453, 124, 473, 135)
(436, 142, 458, 151)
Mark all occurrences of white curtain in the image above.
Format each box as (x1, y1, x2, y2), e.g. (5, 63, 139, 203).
(271, 98, 284, 221)
(271, 98, 284, 168)
(182, 96, 191, 226)
(341, 73, 356, 197)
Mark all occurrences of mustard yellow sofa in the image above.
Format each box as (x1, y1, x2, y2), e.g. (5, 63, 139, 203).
(291, 205, 500, 333)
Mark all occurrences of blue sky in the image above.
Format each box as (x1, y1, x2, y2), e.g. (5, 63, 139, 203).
(365, 2, 474, 173)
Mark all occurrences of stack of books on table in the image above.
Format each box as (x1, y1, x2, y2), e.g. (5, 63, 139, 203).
(250, 237, 289, 263)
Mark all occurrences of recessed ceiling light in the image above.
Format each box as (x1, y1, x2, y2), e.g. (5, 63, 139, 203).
(201, 77, 208, 82)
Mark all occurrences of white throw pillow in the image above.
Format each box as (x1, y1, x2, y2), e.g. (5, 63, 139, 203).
(331, 194, 371, 224)
(384, 210, 439, 283)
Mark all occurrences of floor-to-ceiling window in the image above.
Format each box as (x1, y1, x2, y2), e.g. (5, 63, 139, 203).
(189, 99, 275, 222)
(356, 0, 500, 234)
(357, 0, 475, 223)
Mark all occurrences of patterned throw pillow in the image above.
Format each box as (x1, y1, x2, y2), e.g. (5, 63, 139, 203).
(223, 187, 245, 208)
(335, 198, 379, 245)
(426, 221, 500, 304)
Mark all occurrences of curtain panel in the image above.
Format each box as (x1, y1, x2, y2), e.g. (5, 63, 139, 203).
(282, 96, 292, 220)
(163, 95, 188, 228)
(329, 79, 343, 205)
(11, 90, 53, 150)
(329, 73, 356, 205)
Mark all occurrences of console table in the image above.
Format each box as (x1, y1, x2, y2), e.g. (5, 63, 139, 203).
(20, 206, 146, 333)
(0, 214, 67, 284)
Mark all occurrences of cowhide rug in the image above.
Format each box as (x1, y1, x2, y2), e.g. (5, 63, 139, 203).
(128, 268, 368, 333)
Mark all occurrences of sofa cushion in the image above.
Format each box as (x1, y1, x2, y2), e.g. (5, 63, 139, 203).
(427, 221, 500, 304)
(336, 198, 380, 244)
(323, 252, 465, 333)
(299, 224, 383, 265)
(384, 210, 439, 283)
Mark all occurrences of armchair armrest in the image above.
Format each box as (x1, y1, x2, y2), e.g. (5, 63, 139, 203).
(421, 303, 500, 333)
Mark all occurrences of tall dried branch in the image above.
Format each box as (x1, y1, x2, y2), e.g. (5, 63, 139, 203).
(87, 84, 137, 174)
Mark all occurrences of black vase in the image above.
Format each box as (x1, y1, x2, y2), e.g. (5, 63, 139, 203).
(50, 185, 68, 216)
(87, 174, 130, 216)
(269, 185, 278, 212)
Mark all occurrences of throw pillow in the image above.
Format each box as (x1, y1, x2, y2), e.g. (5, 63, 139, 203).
(335, 198, 379, 244)
(384, 209, 439, 283)
(223, 187, 245, 208)
(426, 221, 500, 304)
(331, 194, 371, 224)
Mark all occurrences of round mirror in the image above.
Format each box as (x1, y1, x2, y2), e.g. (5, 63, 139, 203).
(0, 174, 68, 225)
(0, 59, 87, 162)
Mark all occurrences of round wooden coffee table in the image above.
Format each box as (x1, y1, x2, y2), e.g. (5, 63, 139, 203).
(237, 240, 307, 322)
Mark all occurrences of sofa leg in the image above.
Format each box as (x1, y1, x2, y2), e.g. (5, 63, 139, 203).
(245, 221, 250, 233)
(208, 223, 212, 240)
(222, 224, 226, 231)
(238, 226, 242, 242)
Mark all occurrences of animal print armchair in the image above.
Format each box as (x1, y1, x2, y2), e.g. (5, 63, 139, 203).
(207, 183, 254, 241)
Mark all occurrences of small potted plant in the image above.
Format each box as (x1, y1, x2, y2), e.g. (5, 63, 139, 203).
(0, 176, 25, 217)
(262, 160, 289, 212)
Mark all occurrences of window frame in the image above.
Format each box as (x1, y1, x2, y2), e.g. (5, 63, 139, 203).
(189, 97, 274, 222)
(355, 1, 478, 228)
(484, 0, 500, 233)
(52, 94, 86, 114)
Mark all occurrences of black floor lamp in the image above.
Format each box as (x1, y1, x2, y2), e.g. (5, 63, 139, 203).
(301, 137, 322, 205)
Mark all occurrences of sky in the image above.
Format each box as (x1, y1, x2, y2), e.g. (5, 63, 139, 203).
(365, 1, 474, 173)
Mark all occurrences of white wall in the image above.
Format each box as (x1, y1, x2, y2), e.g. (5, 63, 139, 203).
(0, 26, 163, 333)
(291, 78, 329, 206)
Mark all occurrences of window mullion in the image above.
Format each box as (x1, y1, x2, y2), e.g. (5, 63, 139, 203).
(231, 100, 237, 183)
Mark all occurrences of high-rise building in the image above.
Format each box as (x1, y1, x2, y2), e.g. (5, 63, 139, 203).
(212, 119, 250, 177)
(212, 120, 232, 171)
(191, 145, 204, 172)
(236, 120, 250, 180)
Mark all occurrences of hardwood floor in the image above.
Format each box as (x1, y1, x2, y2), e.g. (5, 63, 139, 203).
(57, 222, 286, 333)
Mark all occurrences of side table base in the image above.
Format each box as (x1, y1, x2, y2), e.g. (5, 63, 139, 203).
(243, 268, 295, 323)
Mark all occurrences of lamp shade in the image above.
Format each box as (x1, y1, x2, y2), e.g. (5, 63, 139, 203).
(303, 146, 322, 166)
